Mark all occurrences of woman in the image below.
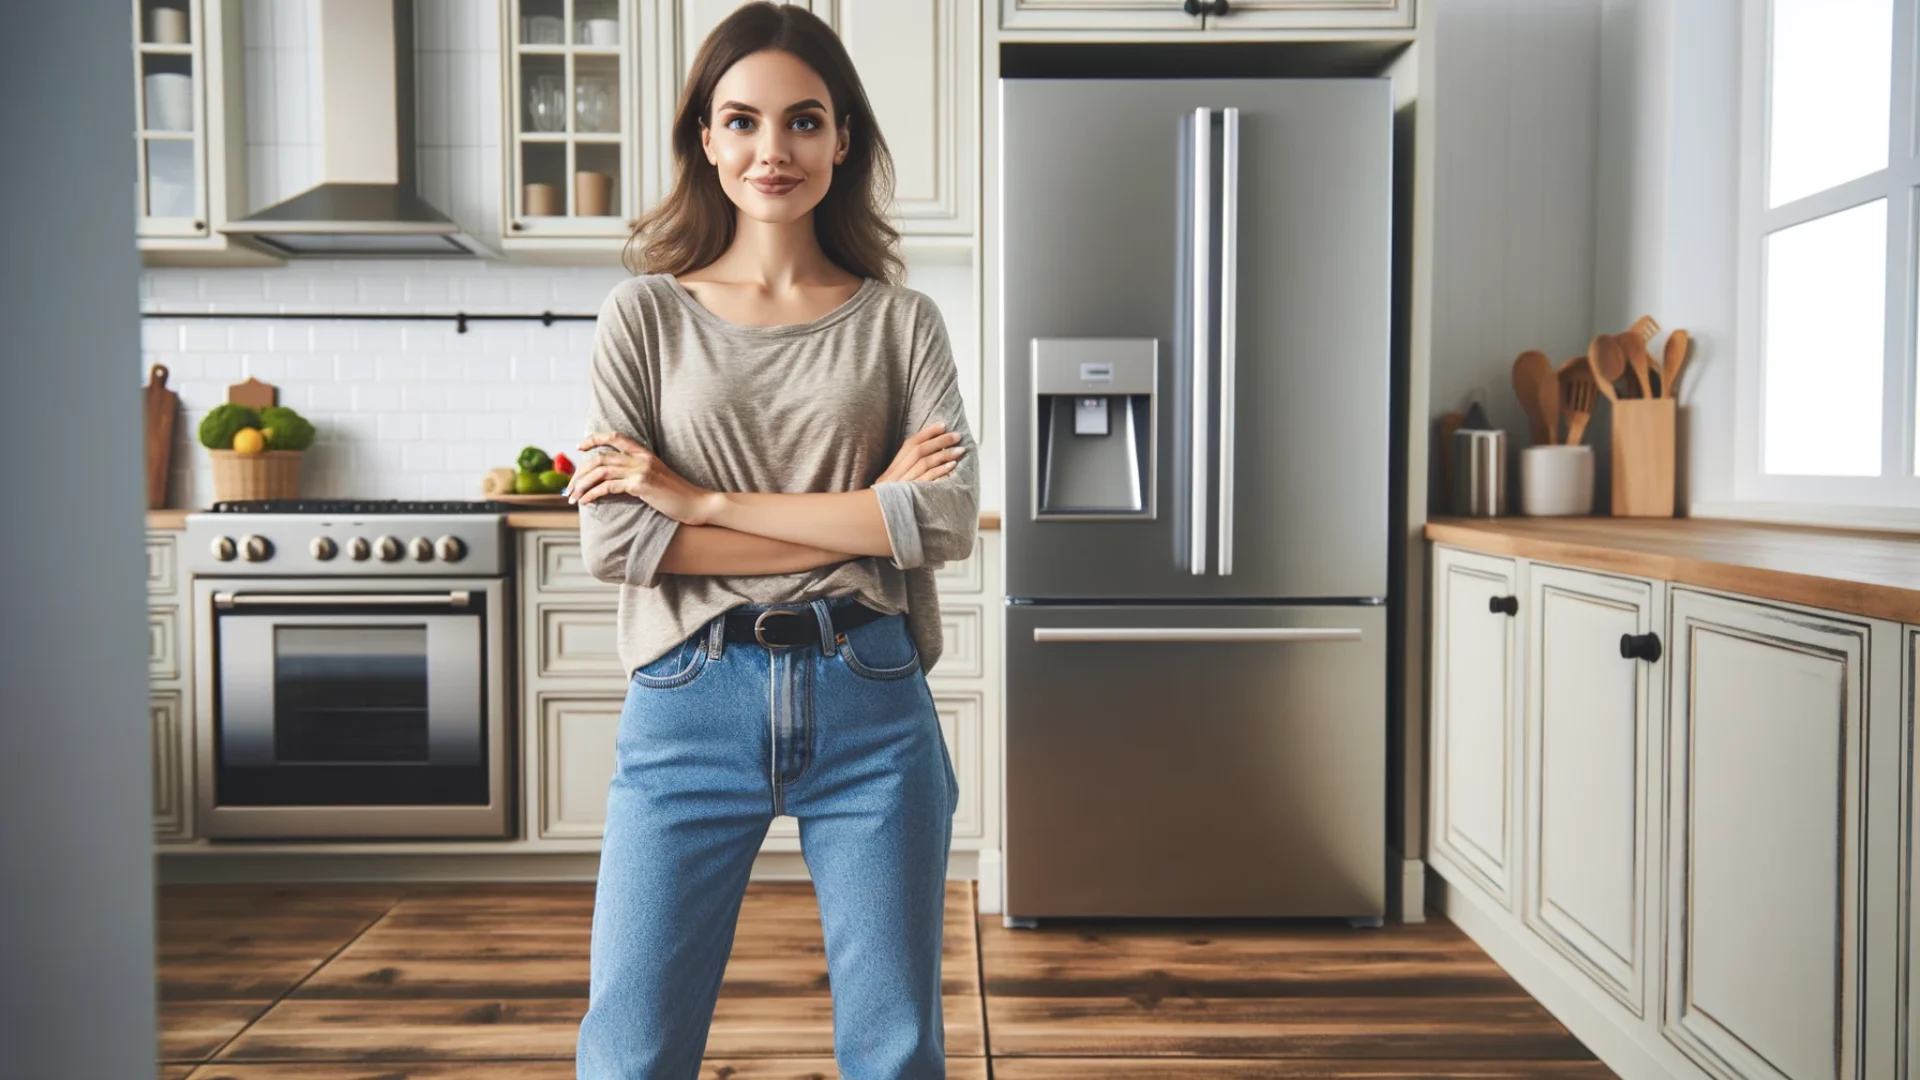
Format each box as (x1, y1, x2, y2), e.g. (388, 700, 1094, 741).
(566, 4, 978, 1077)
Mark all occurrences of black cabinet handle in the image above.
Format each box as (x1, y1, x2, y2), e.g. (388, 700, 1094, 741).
(1488, 595, 1518, 617)
(1620, 632, 1663, 663)
(1183, 0, 1229, 14)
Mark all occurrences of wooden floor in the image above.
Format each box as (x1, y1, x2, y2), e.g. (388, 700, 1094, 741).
(154, 880, 1616, 1079)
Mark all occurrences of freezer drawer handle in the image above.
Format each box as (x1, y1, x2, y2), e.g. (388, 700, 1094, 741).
(1033, 627, 1363, 644)
(214, 591, 473, 610)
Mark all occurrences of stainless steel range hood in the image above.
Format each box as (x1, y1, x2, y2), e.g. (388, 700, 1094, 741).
(223, 0, 484, 257)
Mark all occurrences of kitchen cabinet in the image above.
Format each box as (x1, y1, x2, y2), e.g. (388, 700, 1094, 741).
(131, 0, 277, 265)
(500, 0, 657, 250)
(676, 0, 974, 236)
(1427, 533, 1913, 1080)
(1522, 564, 1661, 1018)
(146, 532, 194, 842)
(999, 0, 1413, 33)
(1662, 588, 1870, 1080)
(516, 528, 998, 852)
(1428, 545, 1522, 909)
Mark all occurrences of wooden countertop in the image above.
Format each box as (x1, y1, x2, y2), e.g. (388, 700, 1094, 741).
(150, 508, 1003, 532)
(1426, 516, 1920, 624)
(507, 510, 1003, 530)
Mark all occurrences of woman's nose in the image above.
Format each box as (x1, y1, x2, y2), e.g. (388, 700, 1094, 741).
(757, 128, 791, 166)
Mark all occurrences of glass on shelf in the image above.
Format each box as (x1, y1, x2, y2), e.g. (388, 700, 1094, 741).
(141, 1, 191, 45)
(520, 0, 565, 44)
(146, 139, 196, 218)
(142, 53, 195, 133)
(521, 142, 566, 216)
(521, 53, 565, 132)
(575, 144, 622, 218)
(574, 61, 618, 134)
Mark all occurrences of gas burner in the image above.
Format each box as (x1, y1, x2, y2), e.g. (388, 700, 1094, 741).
(211, 499, 511, 515)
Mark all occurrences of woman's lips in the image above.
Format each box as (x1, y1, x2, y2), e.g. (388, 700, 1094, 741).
(748, 176, 801, 196)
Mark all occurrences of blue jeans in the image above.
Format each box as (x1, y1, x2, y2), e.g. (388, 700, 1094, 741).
(576, 597, 959, 1079)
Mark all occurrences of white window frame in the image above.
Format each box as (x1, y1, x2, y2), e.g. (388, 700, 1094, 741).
(1735, 0, 1920, 511)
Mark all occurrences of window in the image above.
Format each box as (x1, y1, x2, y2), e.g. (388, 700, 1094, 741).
(1738, 0, 1919, 509)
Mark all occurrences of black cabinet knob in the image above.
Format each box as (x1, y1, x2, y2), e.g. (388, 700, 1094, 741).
(1620, 632, 1663, 663)
(1183, 0, 1229, 14)
(1488, 595, 1518, 616)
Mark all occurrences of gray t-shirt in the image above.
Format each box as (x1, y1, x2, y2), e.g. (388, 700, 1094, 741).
(577, 273, 979, 677)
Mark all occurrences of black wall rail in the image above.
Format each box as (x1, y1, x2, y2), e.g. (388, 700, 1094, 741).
(140, 310, 598, 334)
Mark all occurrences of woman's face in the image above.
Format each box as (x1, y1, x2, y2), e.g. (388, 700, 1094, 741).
(701, 49, 849, 225)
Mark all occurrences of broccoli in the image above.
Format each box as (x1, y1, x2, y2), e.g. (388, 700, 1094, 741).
(198, 403, 261, 450)
(259, 405, 316, 451)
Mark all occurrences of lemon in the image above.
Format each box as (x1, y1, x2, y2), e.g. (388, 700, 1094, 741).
(231, 427, 266, 455)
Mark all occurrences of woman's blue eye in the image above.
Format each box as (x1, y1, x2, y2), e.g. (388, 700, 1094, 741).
(725, 116, 753, 131)
(791, 116, 820, 131)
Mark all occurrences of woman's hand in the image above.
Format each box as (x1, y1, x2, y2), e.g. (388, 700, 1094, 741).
(876, 422, 966, 485)
(568, 432, 723, 525)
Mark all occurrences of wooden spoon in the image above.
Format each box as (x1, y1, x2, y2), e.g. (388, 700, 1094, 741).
(1558, 357, 1596, 445)
(1661, 329, 1690, 399)
(1511, 349, 1556, 446)
(1586, 334, 1622, 403)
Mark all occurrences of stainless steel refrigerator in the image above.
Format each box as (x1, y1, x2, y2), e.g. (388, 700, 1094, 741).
(1001, 77, 1393, 923)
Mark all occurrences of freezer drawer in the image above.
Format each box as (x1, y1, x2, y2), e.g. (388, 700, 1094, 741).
(1005, 603, 1386, 918)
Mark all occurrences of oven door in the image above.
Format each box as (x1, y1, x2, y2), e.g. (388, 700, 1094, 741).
(193, 577, 511, 839)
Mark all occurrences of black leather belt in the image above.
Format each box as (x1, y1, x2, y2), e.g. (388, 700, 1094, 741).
(721, 602, 888, 648)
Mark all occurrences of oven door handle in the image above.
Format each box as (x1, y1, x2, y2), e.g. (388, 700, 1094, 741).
(213, 591, 473, 610)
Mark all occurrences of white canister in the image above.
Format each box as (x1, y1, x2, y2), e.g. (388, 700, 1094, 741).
(148, 6, 190, 44)
(145, 72, 194, 132)
(1520, 445, 1595, 516)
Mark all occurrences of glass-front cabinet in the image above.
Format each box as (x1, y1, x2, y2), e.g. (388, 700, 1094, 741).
(131, 0, 273, 264)
(502, 0, 654, 246)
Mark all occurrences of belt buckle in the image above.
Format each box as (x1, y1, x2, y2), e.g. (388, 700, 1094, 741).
(753, 608, 809, 648)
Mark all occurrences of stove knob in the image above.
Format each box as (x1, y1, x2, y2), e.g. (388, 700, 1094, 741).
(209, 536, 237, 562)
(310, 536, 338, 561)
(436, 536, 467, 563)
(241, 535, 274, 563)
(347, 536, 372, 561)
(409, 536, 434, 562)
(375, 535, 403, 562)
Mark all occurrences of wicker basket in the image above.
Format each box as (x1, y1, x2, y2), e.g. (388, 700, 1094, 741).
(209, 449, 303, 501)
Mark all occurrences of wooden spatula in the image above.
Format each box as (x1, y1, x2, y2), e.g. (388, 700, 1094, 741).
(144, 364, 178, 509)
(1661, 329, 1690, 399)
(1586, 335, 1623, 404)
(1558, 356, 1596, 446)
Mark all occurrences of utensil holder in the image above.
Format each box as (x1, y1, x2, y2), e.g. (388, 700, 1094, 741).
(1450, 428, 1508, 516)
(209, 450, 302, 502)
(1609, 398, 1675, 516)
(1520, 445, 1594, 516)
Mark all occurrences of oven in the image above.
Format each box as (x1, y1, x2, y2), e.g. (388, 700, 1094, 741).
(192, 575, 512, 839)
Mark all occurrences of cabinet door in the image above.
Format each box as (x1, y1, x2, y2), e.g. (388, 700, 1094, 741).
(830, 0, 972, 233)
(1907, 625, 1918, 1080)
(1000, 0, 1205, 32)
(1429, 545, 1523, 908)
(1523, 564, 1660, 1016)
(152, 690, 189, 840)
(538, 694, 624, 839)
(502, 0, 642, 241)
(1664, 588, 1868, 1080)
(1202, 0, 1415, 31)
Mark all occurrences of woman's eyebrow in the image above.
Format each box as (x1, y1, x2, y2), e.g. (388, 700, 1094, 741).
(715, 98, 827, 115)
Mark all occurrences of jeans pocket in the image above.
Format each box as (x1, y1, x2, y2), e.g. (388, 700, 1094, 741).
(836, 613, 921, 681)
(630, 632, 710, 690)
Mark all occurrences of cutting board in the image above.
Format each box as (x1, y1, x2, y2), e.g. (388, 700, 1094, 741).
(228, 376, 277, 409)
(144, 364, 178, 509)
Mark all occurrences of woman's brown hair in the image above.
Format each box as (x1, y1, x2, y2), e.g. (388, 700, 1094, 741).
(622, 2, 903, 285)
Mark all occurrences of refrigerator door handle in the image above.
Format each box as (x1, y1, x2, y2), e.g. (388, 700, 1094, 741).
(1217, 106, 1240, 577)
(1033, 627, 1365, 644)
(1188, 106, 1211, 576)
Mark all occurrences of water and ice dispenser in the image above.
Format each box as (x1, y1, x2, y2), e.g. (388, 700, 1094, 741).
(1030, 338, 1157, 517)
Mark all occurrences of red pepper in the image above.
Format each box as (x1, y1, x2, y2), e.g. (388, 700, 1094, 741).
(554, 452, 575, 475)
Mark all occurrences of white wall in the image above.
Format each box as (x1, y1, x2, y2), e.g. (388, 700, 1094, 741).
(1427, 0, 1604, 488)
(146, 0, 979, 507)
